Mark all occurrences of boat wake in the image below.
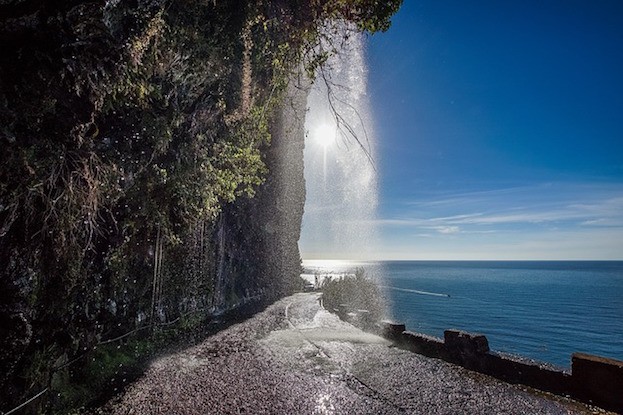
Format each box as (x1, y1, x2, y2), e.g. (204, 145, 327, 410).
(381, 286, 450, 298)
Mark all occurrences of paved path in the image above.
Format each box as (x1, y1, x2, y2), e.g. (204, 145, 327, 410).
(100, 293, 605, 414)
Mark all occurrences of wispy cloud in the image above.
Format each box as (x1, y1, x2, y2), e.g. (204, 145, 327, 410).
(304, 182, 623, 260)
(441, 209, 591, 225)
(375, 183, 623, 260)
(426, 225, 460, 234)
(383, 184, 623, 227)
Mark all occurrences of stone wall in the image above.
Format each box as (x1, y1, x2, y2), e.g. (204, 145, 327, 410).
(380, 322, 623, 413)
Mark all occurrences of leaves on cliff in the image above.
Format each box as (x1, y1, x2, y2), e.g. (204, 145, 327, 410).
(0, 0, 402, 410)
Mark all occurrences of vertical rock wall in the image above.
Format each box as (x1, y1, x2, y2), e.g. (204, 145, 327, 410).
(215, 76, 308, 308)
(0, 2, 307, 411)
(0, 0, 400, 411)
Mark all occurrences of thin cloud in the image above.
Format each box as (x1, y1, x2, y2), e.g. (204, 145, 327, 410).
(431, 226, 460, 234)
(445, 209, 589, 225)
(377, 184, 623, 232)
(427, 213, 485, 223)
(404, 184, 557, 208)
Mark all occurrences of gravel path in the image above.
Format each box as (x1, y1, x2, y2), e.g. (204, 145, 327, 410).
(98, 293, 607, 414)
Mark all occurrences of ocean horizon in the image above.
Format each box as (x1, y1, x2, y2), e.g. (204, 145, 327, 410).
(302, 259, 623, 369)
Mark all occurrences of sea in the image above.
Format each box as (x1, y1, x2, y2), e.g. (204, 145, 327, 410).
(302, 260, 623, 369)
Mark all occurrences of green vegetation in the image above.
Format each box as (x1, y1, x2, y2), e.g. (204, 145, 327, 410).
(321, 269, 386, 329)
(0, 0, 402, 412)
(50, 311, 209, 412)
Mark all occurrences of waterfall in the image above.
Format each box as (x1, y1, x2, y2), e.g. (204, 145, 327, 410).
(301, 26, 379, 261)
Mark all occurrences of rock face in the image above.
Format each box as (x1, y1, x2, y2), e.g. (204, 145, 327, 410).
(216, 78, 308, 309)
(0, 2, 307, 411)
(0, 0, 402, 411)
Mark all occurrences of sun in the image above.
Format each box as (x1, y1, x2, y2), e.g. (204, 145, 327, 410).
(313, 123, 336, 148)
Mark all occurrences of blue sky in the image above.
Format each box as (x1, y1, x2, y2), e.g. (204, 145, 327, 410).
(300, 1, 623, 260)
(363, 0, 623, 260)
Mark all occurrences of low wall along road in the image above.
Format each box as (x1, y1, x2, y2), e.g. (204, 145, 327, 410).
(377, 321, 623, 413)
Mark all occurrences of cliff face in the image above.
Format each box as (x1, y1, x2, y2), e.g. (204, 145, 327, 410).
(0, 0, 400, 412)
(215, 77, 308, 309)
(0, 1, 304, 410)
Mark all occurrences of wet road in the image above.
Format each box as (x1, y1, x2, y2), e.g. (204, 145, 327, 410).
(102, 293, 605, 414)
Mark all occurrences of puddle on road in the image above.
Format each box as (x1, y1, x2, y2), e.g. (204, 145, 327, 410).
(261, 326, 389, 350)
(261, 307, 389, 349)
(258, 300, 390, 378)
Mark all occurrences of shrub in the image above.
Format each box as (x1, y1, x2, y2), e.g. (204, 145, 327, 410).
(320, 268, 385, 328)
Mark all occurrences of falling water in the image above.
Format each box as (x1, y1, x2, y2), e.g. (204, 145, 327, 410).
(301, 27, 379, 261)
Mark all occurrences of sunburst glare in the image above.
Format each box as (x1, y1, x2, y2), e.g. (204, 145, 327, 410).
(313, 123, 336, 149)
